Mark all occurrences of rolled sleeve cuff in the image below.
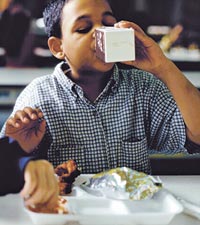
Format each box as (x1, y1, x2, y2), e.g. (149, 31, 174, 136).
(19, 156, 39, 173)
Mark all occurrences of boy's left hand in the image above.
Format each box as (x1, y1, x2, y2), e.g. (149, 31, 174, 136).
(114, 21, 170, 78)
(5, 107, 46, 153)
(20, 160, 59, 209)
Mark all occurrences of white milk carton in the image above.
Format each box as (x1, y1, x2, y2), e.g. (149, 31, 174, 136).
(95, 27, 135, 63)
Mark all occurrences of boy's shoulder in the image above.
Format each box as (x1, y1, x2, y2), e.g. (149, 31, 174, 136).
(28, 62, 63, 86)
(26, 74, 53, 92)
(118, 66, 159, 85)
(117, 65, 168, 93)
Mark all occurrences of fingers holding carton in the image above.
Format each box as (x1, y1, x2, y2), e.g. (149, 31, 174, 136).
(114, 21, 170, 77)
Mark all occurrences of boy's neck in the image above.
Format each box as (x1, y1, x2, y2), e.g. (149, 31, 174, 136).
(67, 70, 112, 102)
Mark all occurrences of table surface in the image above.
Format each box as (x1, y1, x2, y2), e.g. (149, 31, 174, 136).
(0, 176, 200, 225)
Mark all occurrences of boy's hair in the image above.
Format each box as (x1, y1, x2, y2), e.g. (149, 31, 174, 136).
(43, 0, 112, 38)
(43, 0, 70, 38)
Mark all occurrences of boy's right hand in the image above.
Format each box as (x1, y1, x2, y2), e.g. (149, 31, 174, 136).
(5, 107, 46, 153)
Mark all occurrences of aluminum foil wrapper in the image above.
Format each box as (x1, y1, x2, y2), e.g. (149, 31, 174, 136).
(81, 167, 162, 200)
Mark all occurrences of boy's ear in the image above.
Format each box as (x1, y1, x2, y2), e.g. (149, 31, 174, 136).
(48, 37, 65, 59)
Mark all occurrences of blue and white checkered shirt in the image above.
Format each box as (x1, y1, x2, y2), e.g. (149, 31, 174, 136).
(1, 62, 199, 174)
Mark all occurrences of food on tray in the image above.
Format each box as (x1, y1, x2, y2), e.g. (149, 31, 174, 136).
(27, 160, 80, 214)
(55, 159, 81, 195)
(82, 167, 162, 200)
(27, 197, 68, 214)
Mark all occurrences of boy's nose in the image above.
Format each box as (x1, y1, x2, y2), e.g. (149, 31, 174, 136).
(91, 32, 96, 50)
(92, 32, 96, 39)
(92, 23, 103, 35)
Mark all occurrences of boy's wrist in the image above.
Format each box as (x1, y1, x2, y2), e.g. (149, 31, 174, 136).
(153, 59, 175, 83)
(17, 137, 45, 153)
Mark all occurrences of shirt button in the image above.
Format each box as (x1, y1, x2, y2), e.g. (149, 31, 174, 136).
(93, 110, 97, 116)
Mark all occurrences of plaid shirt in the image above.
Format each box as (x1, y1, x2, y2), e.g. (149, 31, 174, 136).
(1, 62, 199, 174)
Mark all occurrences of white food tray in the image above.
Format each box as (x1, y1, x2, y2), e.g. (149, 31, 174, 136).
(25, 175, 183, 225)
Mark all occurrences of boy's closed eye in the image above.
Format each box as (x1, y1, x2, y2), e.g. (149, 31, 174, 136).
(76, 21, 115, 34)
(76, 26, 92, 34)
(76, 21, 116, 34)
(102, 15, 117, 27)
(102, 22, 115, 27)
(74, 13, 117, 34)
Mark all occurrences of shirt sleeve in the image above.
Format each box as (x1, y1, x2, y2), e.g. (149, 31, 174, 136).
(0, 137, 47, 196)
(146, 77, 187, 154)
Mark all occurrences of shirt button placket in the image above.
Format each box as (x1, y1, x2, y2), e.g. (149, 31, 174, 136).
(91, 107, 111, 169)
(92, 109, 97, 117)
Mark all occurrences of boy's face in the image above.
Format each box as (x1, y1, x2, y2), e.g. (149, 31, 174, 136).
(57, 0, 117, 75)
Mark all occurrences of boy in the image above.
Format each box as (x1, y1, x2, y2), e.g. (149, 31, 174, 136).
(0, 107, 58, 209)
(1, 0, 200, 174)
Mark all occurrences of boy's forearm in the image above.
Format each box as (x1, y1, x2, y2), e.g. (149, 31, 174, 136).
(0, 138, 25, 195)
(156, 60, 200, 144)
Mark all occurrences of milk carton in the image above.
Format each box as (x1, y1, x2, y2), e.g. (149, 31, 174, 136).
(95, 27, 135, 63)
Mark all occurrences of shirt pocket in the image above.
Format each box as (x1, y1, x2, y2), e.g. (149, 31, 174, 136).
(120, 137, 150, 173)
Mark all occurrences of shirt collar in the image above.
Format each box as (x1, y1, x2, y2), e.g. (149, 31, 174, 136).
(54, 61, 121, 96)
(54, 61, 76, 92)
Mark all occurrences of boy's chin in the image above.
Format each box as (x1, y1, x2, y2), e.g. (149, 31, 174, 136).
(94, 60, 115, 72)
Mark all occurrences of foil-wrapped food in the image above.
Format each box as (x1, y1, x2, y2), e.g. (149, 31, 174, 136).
(81, 167, 162, 200)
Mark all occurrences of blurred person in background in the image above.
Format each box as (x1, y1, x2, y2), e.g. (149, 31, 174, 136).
(0, 0, 31, 66)
(0, 0, 12, 66)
